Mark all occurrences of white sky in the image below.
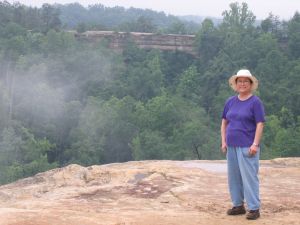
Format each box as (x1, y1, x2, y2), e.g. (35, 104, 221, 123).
(7, 0, 300, 20)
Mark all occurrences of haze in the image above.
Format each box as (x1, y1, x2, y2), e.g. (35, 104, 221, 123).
(7, 0, 300, 20)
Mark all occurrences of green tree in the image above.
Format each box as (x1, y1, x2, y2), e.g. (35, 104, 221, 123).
(221, 2, 256, 31)
(177, 65, 201, 102)
(121, 50, 164, 100)
(76, 22, 87, 33)
(135, 16, 157, 33)
(0, 124, 56, 184)
(167, 20, 187, 34)
(287, 12, 300, 59)
(119, 16, 157, 33)
(260, 13, 285, 41)
(195, 18, 222, 63)
(278, 107, 295, 128)
(43, 29, 76, 53)
(218, 2, 257, 67)
(41, 3, 61, 33)
(133, 93, 219, 160)
(132, 130, 168, 160)
(284, 61, 300, 116)
(66, 96, 138, 165)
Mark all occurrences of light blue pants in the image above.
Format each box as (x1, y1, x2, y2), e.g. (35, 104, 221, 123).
(227, 147, 260, 210)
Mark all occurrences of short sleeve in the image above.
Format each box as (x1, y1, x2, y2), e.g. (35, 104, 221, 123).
(222, 96, 234, 119)
(253, 97, 265, 123)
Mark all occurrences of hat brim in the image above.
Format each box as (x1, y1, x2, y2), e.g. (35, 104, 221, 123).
(229, 75, 258, 91)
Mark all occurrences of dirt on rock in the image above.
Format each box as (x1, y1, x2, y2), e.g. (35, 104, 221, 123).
(0, 158, 299, 225)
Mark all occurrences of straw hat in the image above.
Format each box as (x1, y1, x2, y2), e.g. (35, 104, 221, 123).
(229, 69, 258, 91)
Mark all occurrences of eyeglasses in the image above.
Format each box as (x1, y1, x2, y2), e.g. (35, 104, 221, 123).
(237, 80, 251, 84)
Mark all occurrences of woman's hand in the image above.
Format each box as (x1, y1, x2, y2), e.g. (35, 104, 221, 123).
(221, 142, 227, 154)
(249, 144, 259, 156)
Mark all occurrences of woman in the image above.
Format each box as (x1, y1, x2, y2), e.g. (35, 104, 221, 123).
(221, 69, 265, 220)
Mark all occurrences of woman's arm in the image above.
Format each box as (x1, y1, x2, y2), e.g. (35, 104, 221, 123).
(249, 122, 264, 156)
(221, 119, 228, 154)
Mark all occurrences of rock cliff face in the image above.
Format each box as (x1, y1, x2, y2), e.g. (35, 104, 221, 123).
(0, 158, 299, 225)
(74, 31, 197, 56)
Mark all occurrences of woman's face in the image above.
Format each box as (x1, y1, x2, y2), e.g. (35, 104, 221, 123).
(236, 77, 252, 94)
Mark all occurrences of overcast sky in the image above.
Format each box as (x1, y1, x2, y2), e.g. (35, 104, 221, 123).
(7, 0, 300, 20)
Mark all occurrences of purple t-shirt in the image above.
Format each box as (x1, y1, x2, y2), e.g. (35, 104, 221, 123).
(222, 95, 265, 147)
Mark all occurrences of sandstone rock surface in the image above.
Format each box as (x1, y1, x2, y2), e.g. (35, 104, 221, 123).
(74, 31, 197, 55)
(0, 158, 299, 225)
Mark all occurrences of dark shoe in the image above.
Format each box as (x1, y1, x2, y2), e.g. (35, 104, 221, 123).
(246, 209, 260, 220)
(227, 205, 246, 215)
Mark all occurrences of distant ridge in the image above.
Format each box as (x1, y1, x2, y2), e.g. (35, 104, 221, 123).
(178, 15, 222, 25)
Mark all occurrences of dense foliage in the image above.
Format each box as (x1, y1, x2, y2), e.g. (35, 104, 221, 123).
(56, 2, 199, 34)
(0, 1, 299, 184)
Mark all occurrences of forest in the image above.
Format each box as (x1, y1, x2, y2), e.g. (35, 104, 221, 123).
(0, 1, 299, 184)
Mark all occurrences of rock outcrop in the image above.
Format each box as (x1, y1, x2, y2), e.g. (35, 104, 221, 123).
(0, 159, 299, 225)
(74, 31, 197, 56)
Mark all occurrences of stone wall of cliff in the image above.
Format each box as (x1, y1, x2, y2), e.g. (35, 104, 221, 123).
(73, 31, 197, 55)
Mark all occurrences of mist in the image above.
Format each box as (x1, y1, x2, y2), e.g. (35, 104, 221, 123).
(0, 33, 120, 183)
